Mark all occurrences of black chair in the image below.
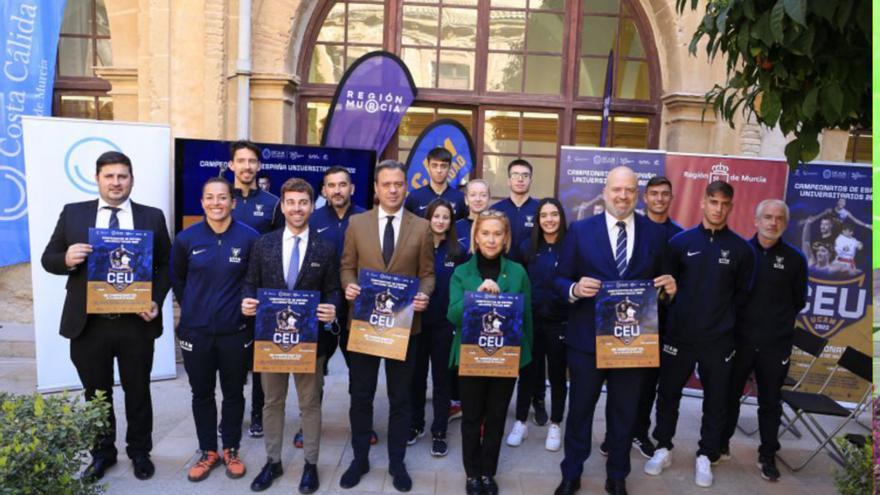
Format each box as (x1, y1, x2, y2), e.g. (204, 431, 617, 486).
(776, 346, 872, 471)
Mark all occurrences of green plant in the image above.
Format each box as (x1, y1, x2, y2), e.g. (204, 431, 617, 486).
(675, 0, 871, 167)
(832, 435, 872, 495)
(0, 391, 111, 495)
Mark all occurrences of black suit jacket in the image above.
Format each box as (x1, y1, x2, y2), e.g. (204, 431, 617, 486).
(243, 228, 343, 358)
(40, 199, 173, 339)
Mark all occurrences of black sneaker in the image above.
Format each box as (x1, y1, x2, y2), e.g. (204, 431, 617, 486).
(757, 455, 780, 482)
(407, 427, 424, 446)
(632, 435, 656, 458)
(431, 433, 448, 457)
(249, 421, 264, 438)
(599, 439, 609, 456)
(532, 399, 549, 427)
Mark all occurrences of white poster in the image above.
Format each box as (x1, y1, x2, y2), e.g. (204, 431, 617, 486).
(23, 116, 177, 392)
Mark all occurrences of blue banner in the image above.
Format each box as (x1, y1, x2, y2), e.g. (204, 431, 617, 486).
(0, 1, 66, 266)
(405, 119, 475, 190)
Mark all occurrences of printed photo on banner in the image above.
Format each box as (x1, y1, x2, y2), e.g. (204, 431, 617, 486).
(348, 269, 418, 361)
(595, 280, 659, 369)
(253, 288, 320, 374)
(459, 291, 524, 378)
(86, 228, 153, 313)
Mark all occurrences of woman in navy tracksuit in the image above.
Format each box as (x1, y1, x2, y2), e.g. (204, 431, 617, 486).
(409, 198, 468, 457)
(170, 177, 259, 482)
(507, 198, 569, 452)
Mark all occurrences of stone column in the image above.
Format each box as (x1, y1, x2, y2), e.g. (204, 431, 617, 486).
(661, 92, 719, 153)
(95, 67, 139, 121)
(249, 73, 299, 144)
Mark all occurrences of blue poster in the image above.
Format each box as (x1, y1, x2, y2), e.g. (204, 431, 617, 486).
(558, 147, 665, 224)
(86, 228, 153, 313)
(405, 119, 475, 190)
(348, 269, 418, 360)
(0, 1, 67, 266)
(594, 280, 659, 368)
(254, 289, 320, 373)
(174, 138, 376, 232)
(459, 291, 524, 378)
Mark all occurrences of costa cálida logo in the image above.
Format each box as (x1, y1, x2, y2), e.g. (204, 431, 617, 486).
(107, 245, 135, 291)
(273, 306, 302, 351)
(613, 296, 641, 345)
(370, 289, 399, 331)
(479, 309, 506, 355)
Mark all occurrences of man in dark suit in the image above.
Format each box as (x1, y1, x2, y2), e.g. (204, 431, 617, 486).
(339, 160, 435, 492)
(41, 151, 172, 482)
(242, 178, 341, 494)
(553, 166, 676, 495)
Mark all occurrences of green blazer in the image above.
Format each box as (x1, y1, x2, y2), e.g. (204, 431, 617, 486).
(447, 255, 533, 369)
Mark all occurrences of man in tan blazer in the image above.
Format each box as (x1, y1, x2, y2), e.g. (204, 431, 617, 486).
(339, 160, 435, 492)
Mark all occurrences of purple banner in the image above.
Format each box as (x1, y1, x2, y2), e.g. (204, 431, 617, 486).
(557, 147, 665, 224)
(321, 51, 417, 157)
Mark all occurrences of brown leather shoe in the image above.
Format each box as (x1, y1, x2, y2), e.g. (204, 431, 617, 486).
(187, 450, 221, 482)
(223, 447, 247, 479)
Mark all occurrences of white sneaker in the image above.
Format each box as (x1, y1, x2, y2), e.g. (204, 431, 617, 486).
(506, 420, 528, 447)
(644, 447, 671, 476)
(545, 423, 562, 451)
(695, 455, 714, 487)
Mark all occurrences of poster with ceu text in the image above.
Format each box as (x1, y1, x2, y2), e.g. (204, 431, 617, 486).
(254, 289, 320, 374)
(348, 269, 418, 360)
(86, 228, 153, 313)
(595, 280, 659, 369)
(784, 163, 872, 402)
(459, 291, 524, 378)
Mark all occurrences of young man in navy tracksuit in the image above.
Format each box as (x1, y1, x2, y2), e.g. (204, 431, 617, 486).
(491, 158, 540, 262)
(645, 180, 755, 488)
(404, 147, 468, 221)
(171, 177, 260, 481)
(720, 199, 807, 482)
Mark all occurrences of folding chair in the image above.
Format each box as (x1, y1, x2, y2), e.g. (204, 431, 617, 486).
(736, 328, 827, 436)
(776, 346, 872, 471)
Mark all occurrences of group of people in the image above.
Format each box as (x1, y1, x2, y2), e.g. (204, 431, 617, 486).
(42, 141, 809, 495)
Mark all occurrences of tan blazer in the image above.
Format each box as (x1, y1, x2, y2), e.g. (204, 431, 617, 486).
(341, 207, 436, 335)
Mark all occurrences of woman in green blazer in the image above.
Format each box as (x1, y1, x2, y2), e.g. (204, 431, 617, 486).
(447, 210, 533, 495)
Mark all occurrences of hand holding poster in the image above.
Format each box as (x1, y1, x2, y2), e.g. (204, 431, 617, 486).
(254, 289, 320, 373)
(459, 291, 524, 378)
(595, 280, 659, 369)
(348, 269, 418, 360)
(87, 228, 153, 313)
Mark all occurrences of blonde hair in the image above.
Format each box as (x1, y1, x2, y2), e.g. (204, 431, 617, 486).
(470, 209, 512, 255)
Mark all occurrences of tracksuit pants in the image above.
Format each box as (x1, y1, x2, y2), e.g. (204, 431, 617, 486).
(411, 321, 454, 435)
(515, 317, 567, 424)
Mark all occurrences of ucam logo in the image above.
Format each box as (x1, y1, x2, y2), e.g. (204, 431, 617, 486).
(0, 164, 27, 221)
(65, 137, 122, 194)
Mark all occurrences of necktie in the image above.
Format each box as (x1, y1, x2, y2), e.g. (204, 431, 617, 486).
(383, 215, 395, 266)
(106, 206, 120, 230)
(286, 236, 301, 290)
(615, 220, 627, 277)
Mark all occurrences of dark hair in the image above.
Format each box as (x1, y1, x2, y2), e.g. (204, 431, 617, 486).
(375, 159, 407, 179)
(646, 176, 672, 190)
(323, 165, 352, 183)
(507, 158, 533, 175)
(425, 198, 462, 259)
(257, 172, 270, 181)
(524, 198, 567, 264)
(202, 176, 233, 196)
(426, 147, 452, 165)
(705, 180, 734, 199)
(280, 178, 314, 202)
(229, 140, 261, 161)
(96, 151, 132, 175)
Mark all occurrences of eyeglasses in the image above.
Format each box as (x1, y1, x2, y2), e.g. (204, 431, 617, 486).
(509, 172, 531, 180)
(479, 210, 507, 218)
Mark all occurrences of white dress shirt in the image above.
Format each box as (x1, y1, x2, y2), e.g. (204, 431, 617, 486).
(604, 210, 635, 264)
(377, 206, 403, 252)
(282, 226, 309, 279)
(95, 198, 134, 230)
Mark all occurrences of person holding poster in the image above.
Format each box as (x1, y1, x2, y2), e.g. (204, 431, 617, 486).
(447, 209, 533, 495)
(645, 181, 755, 489)
(227, 140, 280, 439)
(508, 198, 570, 452)
(553, 167, 676, 495)
(456, 179, 491, 253)
(40, 151, 172, 482)
(491, 159, 540, 262)
(169, 177, 259, 482)
(404, 147, 468, 221)
(339, 160, 435, 492)
(719, 200, 807, 482)
(241, 178, 341, 494)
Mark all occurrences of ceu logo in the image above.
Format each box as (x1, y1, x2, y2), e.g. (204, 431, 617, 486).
(719, 249, 731, 265)
(774, 255, 785, 270)
(369, 289, 399, 330)
(479, 309, 506, 355)
(274, 306, 301, 351)
(524, 215, 534, 227)
(0, 165, 27, 221)
(229, 247, 242, 263)
(65, 137, 122, 194)
(254, 204, 264, 216)
(709, 162, 730, 183)
(108, 245, 135, 291)
(613, 297, 641, 345)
